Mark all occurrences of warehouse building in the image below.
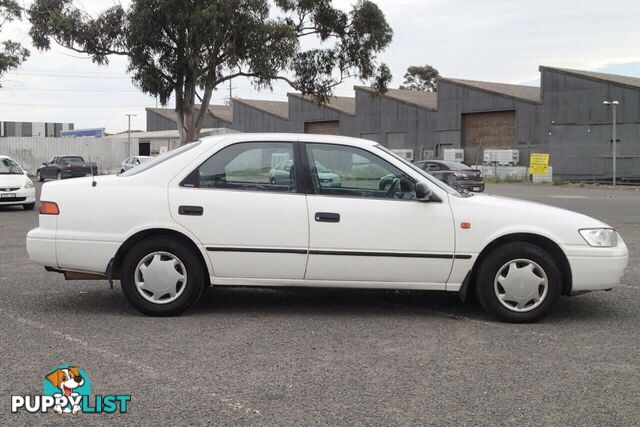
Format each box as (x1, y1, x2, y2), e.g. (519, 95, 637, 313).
(1, 121, 73, 137)
(147, 66, 640, 179)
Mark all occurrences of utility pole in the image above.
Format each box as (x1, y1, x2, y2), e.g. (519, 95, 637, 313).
(125, 113, 137, 156)
(603, 100, 619, 186)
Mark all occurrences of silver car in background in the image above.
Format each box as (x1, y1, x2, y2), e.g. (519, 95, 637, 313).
(269, 159, 341, 187)
(120, 156, 153, 174)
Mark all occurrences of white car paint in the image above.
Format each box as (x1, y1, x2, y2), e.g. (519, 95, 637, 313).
(0, 155, 36, 207)
(26, 134, 628, 306)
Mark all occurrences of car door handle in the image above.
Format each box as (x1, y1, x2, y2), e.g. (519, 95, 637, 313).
(315, 212, 340, 223)
(178, 205, 203, 216)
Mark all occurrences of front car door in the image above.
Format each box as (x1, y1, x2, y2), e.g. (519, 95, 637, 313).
(43, 157, 57, 178)
(302, 142, 455, 288)
(169, 140, 309, 281)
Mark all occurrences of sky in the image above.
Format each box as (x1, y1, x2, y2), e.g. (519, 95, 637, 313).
(1, 0, 640, 134)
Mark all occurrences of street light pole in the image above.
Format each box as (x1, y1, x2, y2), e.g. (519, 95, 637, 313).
(125, 113, 137, 157)
(603, 100, 619, 186)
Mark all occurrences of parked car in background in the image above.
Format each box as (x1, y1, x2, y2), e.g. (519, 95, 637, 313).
(0, 155, 36, 210)
(414, 160, 484, 192)
(120, 156, 153, 174)
(36, 156, 98, 182)
(27, 134, 628, 323)
(269, 159, 341, 187)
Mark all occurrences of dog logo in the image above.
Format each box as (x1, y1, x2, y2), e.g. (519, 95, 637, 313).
(11, 364, 130, 414)
(44, 366, 89, 414)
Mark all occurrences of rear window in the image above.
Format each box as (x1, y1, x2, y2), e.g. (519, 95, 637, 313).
(62, 156, 84, 163)
(119, 141, 202, 176)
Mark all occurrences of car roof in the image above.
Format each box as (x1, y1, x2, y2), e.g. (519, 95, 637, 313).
(428, 160, 471, 168)
(199, 133, 378, 150)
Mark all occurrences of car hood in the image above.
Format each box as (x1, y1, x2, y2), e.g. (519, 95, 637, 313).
(450, 193, 610, 246)
(0, 174, 29, 188)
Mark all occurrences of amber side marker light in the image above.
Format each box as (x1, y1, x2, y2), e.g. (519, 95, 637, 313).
(461, 222, 471, 229)
(40, 201, 59, 215)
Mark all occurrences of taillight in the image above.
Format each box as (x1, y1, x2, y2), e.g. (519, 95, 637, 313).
(40, 201, 60, 215)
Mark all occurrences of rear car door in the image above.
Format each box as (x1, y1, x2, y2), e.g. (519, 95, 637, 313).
(302, 142, 455, 286)
(169, 141, 309, 280)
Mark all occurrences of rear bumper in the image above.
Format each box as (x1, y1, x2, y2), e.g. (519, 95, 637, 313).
(26, 227, 58, 267)
(563, 241, 629, 293)
(457, 181, 485, 192)
(0, 188, 36, 205)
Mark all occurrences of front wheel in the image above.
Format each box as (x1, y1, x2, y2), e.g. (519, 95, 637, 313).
(36, 171, 44, 182)
(475, 242, 561, 323)
(120, 237, 205, 316)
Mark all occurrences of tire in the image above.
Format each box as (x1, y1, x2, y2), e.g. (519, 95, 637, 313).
(57, 171, 62, 180)
(23, 203, 35, 210)
(270, 177, 276, 184)
(120, 169, 125, 174)
(120, 236, 206, 316)
(475, 242, 561, 323)
(36, 171, 44, 182)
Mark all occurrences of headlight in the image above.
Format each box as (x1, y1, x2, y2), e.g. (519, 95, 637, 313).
(579, 228, 618, 247)
(25, 179, 34, 189)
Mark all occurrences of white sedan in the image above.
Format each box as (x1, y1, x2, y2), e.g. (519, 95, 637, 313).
(0, 155, 36, 210)
(26, 134, 629, 322)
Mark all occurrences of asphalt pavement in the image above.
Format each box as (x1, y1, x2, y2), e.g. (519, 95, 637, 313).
(0, 182, 638, 425)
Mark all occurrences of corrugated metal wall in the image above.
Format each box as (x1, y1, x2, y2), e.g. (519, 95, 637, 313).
(0, 137, 131, 174)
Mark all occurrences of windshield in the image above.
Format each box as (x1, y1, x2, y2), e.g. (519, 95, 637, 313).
(374, 145, 464, 197)
(314, 161, 328, 173)
(0, 158, 23, 175)
(440, 161, 472, 170)
(62, 156, 84, 163)
(119, 141, 202, 176)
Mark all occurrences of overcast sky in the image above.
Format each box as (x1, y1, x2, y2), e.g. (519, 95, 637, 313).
(1, 0, 640, 133)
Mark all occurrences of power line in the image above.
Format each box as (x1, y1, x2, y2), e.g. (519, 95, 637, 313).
(0, 102, 154, 108)
(1, 86, 143, 93)
(8, 70, 132, 79)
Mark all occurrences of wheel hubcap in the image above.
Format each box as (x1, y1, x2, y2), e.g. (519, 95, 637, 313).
(134, 251, 187, 304)
(494, 259, 548, 313)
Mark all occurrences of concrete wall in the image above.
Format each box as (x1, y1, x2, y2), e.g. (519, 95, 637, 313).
(0, 137, 131, 174)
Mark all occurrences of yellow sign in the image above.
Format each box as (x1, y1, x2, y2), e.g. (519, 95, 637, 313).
(529, 153, 549, 175)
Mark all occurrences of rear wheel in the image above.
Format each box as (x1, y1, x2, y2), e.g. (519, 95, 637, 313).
(36, 171, 44, 182)
(475, 242, 561, 323)
(121, 237, 205, 316)
(56, 171, 62, 180)
(23, 203, 35, 210)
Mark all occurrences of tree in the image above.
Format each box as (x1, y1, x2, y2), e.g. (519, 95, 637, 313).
(399, 64, 439, 92)
(0, 0, 30, 85)
(28, 0, 393, 143)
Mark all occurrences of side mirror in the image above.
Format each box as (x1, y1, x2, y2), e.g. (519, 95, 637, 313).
(415, 182, 440, 202)
(42, 162, 47, 166)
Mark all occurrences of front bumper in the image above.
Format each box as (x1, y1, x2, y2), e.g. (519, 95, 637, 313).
(0, 187, 36, 205)
(563, 239, 629, 293)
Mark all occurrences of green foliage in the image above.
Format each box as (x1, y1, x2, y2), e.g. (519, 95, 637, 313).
(28, 0, 393, 142)
(400, 64, 439, 92)
(0, 0, 29, 84)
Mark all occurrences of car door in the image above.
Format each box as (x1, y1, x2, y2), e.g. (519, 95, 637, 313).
(303, 142, 455, 286)
(169, 141, 309, 280)
(43, 157, 57, 178)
